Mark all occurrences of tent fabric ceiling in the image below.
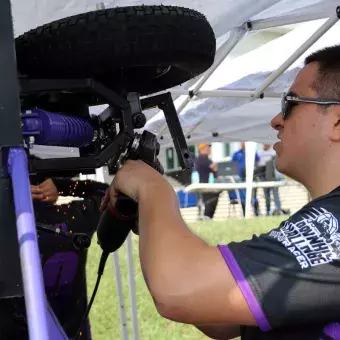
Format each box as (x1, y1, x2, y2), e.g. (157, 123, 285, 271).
(251, 0, 339, 22)
(11, 0, 338, 38)
(9, 0, 340, 157)
(145, 18, 340, 146)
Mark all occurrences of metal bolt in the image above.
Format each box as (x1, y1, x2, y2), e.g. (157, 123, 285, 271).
(29, 136, 35, 149)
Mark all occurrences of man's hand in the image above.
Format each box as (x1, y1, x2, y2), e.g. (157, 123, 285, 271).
(101, 160, 168, 210)
(31, 178, 59, 204)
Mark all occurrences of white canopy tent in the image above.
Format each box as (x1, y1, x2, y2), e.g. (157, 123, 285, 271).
(146, 18, 340, 145)
(9, 0, 340, 339)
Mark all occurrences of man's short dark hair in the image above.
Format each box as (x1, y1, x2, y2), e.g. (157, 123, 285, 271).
(305, 45, 340, 99)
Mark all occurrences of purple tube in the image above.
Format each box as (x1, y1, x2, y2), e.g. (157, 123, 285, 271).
(46, 302, 69, 340)
(7, 147, 49, 340)
(21, 108, 95, 148)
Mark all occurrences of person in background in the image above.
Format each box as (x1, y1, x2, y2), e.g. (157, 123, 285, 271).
(231, 142, 260, 216)
(194, 143, 219, 220)
(257, 144, 282, 216)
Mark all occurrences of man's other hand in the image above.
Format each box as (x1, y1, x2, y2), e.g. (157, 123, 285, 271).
(31, 178, 59, 204)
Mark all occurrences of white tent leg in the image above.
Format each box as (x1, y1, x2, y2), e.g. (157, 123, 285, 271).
(113, 252, 130, 340)
(245, 142, 257, 219)
(157, 26, 247, 137)
(126, 233, 139, 340)
(253, 14, 339, 98)
(228, 176, 243, 218)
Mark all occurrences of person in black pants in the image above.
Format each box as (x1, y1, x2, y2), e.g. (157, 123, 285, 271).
(194, 143, 219, 220)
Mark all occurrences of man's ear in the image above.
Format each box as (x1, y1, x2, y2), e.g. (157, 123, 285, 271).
(329, 108, 340, 142)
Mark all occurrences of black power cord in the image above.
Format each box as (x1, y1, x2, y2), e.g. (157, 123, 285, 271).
(74, 251, 109, 340)
(75, 202, 137, 339)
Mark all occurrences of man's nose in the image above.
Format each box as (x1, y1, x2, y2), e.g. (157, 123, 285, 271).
(271, 112, 283, 131)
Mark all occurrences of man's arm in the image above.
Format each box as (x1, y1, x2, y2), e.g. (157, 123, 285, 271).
(137, 180, 256, 326)
(195, 324, 240, 339)
(108, 160, 340, 336)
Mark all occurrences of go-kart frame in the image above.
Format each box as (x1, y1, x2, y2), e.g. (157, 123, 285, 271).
(0, 1, 70, 339)
(0, 1, 196, 339)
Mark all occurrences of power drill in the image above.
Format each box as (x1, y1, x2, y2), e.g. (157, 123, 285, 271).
(96, 130, 164, 255)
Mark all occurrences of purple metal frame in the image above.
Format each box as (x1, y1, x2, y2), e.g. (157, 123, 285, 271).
(8, 147, 69, 340)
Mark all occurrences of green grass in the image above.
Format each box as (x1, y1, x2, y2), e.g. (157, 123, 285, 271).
(86, 217, 285, 340)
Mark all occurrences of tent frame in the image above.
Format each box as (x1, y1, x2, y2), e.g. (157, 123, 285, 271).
(159, 8, 340, 139)
(1, 1, 340, 339)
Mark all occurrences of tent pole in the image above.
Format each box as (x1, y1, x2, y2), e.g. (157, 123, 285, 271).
(157, 25, 248, 138)
(113, 252, 130, 340)
(168, 89, 282, 98)
(250, 10, 334, 31)
(213, 0, 282, 40)
(182, 90, 279, 138)
(186, 26, 248, 98)
(253, 12, 339, 98)
(197, 90, 282, 98)
(143, 31, 243, 123)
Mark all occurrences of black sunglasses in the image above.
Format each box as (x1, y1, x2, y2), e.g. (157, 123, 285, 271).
(281, 92, 340, 119)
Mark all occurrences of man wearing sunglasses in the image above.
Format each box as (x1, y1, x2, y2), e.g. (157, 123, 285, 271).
(102, 45, 340, 339)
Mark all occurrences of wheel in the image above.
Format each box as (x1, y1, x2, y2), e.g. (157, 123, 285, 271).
(15, 6, 216, 95)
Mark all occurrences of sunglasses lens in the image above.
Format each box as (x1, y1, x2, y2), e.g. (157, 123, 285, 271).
(281, 95, 287, 118)
(281, 94, 293, 119)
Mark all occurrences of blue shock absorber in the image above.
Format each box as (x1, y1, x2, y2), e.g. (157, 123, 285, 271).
(21, 108, 96, 148)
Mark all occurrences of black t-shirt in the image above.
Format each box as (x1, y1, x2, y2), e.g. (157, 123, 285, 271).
(218, 186, 340, 339)
(195, 154, 213, 183)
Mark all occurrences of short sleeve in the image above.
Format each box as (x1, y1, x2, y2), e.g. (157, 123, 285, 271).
(218, 204, 340, 332)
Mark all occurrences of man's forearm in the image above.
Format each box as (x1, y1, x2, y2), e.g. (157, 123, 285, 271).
(195, 324, 240, 339)
(135, 181, 249, 326)
(138, 181, 208, 298)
